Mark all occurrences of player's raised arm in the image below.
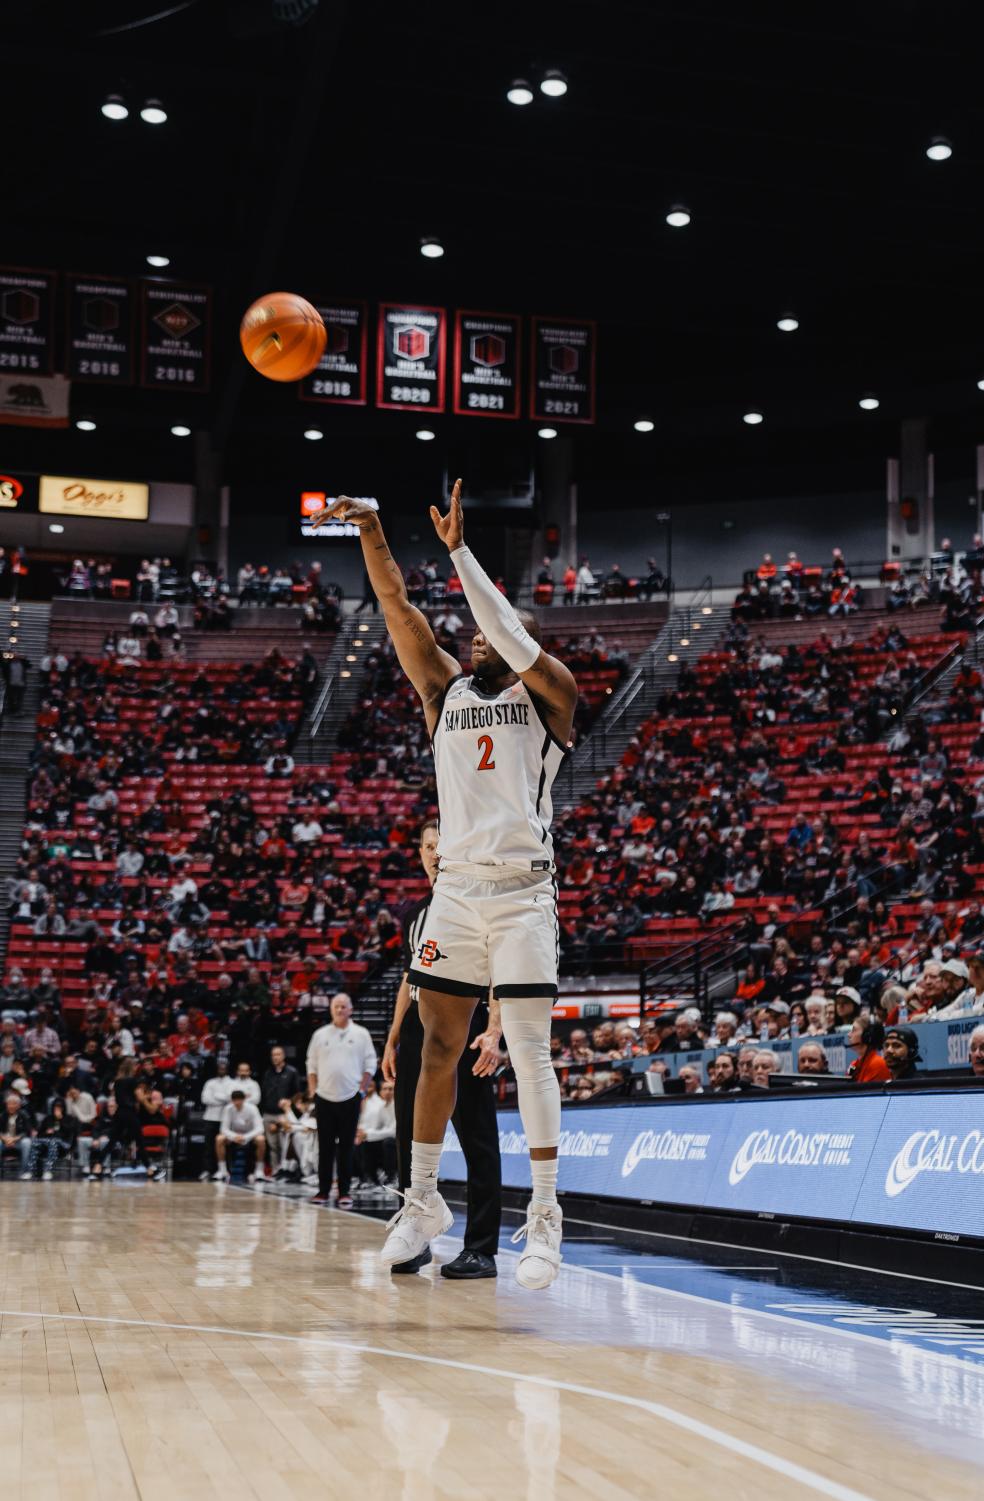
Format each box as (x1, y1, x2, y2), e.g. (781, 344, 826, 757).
(311, 497, 460, 727)
(430, 480, 578, 745)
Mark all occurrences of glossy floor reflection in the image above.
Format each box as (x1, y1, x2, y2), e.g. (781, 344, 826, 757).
(0, 1182, 981, 1500)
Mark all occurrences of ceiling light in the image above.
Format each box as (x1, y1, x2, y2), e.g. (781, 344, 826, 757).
(537, 427, 558, 439)
(140, 99, 167, 125)
(540, 70, 568, 98)
(777, 316, 799, 333)
(667, 654, 678, 663)
(859, 395, 880, 410)
(345, 654, 357, 662)
(415, 429, 436, 441)
(303, 428, 323, 441)
(340, 670, 351, 678)
(666, 205, 691, 228)
(101, 94, 128, 121)
(146, 254, 170, 268)
(420, 236, 444, 259)
(633, 418, 655, 433)
(170, 424, 191, 438)
(507, 80, 534, 106)
(75, 418, 97, 432)
(742, 411, 764, 426)
(48, 523, 65, 534)
(358, 623, 370, 631)
(977, 379, 984, 392)
(926, 136, 952, 162)
(702, 606, 713, 615)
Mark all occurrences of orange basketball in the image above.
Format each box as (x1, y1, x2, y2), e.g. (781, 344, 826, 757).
(240, 292, 326, 382)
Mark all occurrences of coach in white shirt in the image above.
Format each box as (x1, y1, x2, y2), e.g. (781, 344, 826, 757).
(306, 992, 377, 1207)
(213, 1090, 266, 1185)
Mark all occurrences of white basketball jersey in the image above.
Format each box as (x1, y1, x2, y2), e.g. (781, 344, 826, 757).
(433, 674, 568, 869)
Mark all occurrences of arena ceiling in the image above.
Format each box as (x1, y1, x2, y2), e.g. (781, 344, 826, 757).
(7, 0, 984, 501)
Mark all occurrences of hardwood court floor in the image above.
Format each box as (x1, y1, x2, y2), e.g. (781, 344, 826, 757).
(0, 1182, 981, 1501)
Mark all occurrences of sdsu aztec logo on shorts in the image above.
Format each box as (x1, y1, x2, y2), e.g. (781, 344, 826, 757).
(415, 939, 448, 968)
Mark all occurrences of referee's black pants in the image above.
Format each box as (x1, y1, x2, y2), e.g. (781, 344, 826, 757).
(394, 1002, 502, 1258)
(315, 1093, 361, 1198)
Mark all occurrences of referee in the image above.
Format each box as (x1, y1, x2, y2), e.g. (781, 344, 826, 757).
(383, 820, 502, 1278)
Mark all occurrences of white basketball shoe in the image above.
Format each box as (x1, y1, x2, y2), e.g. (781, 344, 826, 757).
(380, 1189, 454, 1266)
(511, 1203, 563, 1289)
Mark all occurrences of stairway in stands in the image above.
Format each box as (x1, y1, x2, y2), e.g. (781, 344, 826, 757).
(295, 611, 388, 762)
(559, 578, 725, 803)
(0, 602, 51, 962)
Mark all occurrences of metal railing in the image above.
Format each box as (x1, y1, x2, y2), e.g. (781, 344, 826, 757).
(561, 575, 714, 793)
(305, 673, 336, 744)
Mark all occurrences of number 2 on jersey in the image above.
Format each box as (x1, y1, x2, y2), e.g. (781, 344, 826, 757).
(476, 734, 496, 771)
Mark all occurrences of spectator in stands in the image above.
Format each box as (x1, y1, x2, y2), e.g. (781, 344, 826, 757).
(736, 1046, 757, 1084)
(797, 1042, 829, 1075)
(882, 1027, 922, 1083)
(677, 1064, 704, 1095)
(23, 1008, 60, 1057)
(930, 960, 984, 1020)
(4, 1091, 34, 1176)
(575, 558, 597, 603)
(2, 652, 30, 713)
(711, 1012, 739, 1048)
(26, 1097, 77, 1180)
(968, 1025, 984, 1080)
(709, 1053, 739, 1092)
(832, 987, 863, 1032)
(752, 1051, 780, 1088)
(660, 1008, 703, 1053)
(213, 1089, 265, 1185)
(846, 1015, 891, 1084)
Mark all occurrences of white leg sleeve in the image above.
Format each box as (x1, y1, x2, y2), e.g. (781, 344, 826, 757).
(499, 996, 561, 1149)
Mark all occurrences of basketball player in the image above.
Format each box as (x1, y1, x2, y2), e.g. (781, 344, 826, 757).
(384, 818, 503, 1278)
(313, 483, 575, 1289)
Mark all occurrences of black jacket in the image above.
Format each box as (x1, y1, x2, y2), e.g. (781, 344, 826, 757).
(261, 1064, 300, 1114)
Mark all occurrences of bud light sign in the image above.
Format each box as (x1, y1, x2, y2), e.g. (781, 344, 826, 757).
(442, 1089, 984, 1239)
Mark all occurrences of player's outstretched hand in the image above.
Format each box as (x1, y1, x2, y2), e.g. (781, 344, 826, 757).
(469, 1025, 502, 1077)
(429, 477, 464, 550)
(308, 495, 378, 529)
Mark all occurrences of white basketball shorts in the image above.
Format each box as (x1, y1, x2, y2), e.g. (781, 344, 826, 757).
(406, 865, 559, 1000)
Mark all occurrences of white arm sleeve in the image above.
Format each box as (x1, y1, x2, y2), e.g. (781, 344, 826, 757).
(450, 545, 540, 673)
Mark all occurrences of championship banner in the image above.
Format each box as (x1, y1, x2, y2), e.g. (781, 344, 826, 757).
(40, 473, 149, 522)
(529, 317, 597, 424)
(452, 310, 521, 419)
(299, 301, 367, 405)
(66, 275, 134, 385)
(376, 303, 446, 412)
(140, 280, 211, 392)
(0, 373, 69, 429)
(0, 267, 56, 376)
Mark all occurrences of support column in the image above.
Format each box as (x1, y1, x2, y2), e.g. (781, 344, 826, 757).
(887, 418, 934, 562)
(193, 431, 223, 570)
(536, 436, 577, 577)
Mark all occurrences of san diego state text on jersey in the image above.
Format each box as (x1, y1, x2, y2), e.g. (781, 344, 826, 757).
(443, 701, 530, 733)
